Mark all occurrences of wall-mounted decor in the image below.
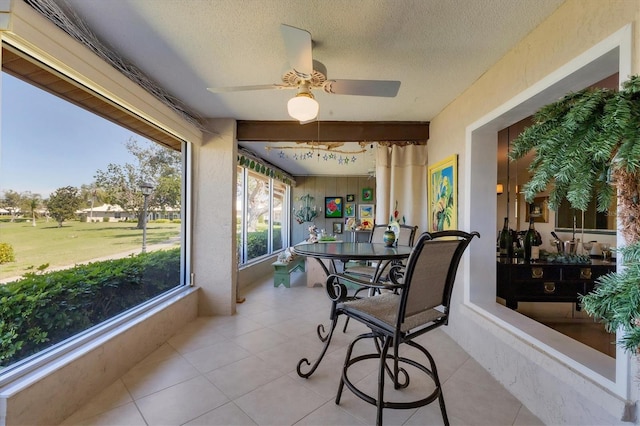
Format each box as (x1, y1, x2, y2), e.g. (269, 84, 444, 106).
(346, 194, 355, 202)
(344, 202, 356, 218)
(526, 196, 549, 223)
(293, 194, 318, 224)
(428, 154, 457, 231)
(362, 188, 374, 201)
(333, 222, 343, 234)
(359, 204, 374, 220)
(325, 197, 343, 218)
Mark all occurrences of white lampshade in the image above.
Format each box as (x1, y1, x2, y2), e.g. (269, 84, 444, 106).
(287, 92, 319, 122)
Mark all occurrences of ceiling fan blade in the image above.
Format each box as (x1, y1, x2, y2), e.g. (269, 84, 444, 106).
(323, 79, 401, 97)
(280, 24, 313, 78)
(207, 84, 290, 93)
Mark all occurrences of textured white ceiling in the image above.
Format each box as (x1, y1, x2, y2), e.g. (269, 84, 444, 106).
(57, 0, 565, 175)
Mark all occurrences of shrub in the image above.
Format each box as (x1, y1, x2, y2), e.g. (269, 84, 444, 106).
(247, 230, 268, 259)
(171, 219, 181, 224)
(0, 243, 16, 264)
(153, 219, 170, 223)
(102, 216, 110, 222)
(0, 248, 180, 367)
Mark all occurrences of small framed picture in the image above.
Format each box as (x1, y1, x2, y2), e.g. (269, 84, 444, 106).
(333, 222, 343, 234)
(325, 197, 343, 218)
(359, 204, 374, 220)
(346, 194, 355, 202)
(362, 188, 374, 201)
(344, 202, 356, 218)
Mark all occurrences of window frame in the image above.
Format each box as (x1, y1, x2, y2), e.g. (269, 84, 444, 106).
(236, 165, 290, 266)
(0, 42, 191, 385)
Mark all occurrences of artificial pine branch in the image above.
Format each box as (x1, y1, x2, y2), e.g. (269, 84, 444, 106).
(511, 74, 640, 354)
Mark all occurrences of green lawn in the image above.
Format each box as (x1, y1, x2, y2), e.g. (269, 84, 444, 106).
(0, 219, 181, 281)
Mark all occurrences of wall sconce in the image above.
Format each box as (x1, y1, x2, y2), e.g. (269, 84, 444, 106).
(496, 183, 504, 195)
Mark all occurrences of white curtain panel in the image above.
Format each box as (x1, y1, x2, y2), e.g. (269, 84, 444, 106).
(375, 144, 428, 235)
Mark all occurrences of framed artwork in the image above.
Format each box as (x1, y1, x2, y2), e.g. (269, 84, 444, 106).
(346, 194, 355, 202)
(359, 203, 374, 220)
(428, 154, 458, 232)
(526, 196, 549, 223)
(333, 222, 343, 234)
(324, 197, 343, 218)
(362, 188, 374, 201)
(344, 202, 356, 218)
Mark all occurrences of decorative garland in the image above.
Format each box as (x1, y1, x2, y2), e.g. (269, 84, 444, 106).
(238, 148, 295, 186)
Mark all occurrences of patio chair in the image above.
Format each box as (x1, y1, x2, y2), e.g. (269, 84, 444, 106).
(334, 230, 479, 426)
(344, 223, 418, 281)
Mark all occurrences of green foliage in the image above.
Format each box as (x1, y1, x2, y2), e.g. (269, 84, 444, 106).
(581, 242, 640, 353)
(94, 138, 182, 227)
(247, 230, 268, 259)
(171, 219, 181, 224)
(0, 242, 16, 264)
(509, 76, 640, 212)
(0, 248, 180, 367)
(511, 75, 640, 354)
(46, 186, 81, 227)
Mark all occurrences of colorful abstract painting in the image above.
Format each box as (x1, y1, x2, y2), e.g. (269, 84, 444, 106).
(428, 154, 457, 231)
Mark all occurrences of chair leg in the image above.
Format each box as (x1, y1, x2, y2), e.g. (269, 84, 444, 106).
(336, 332, 369, 404)
(377, 336, 392, 426)
(342, 316, 350, 333)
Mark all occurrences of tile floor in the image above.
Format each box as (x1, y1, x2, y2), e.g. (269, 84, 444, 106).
(61, 273, 544, 425)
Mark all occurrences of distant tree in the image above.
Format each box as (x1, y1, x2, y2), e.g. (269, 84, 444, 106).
(46, 186, 81, 227)
(1, 190, 22, 222)
(20, 192, 43, 227)
(79, 184, 107, 222)
(94, 138, 181, 229)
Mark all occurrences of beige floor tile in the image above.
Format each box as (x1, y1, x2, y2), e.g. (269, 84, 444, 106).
(63, 275, 544, 426)
(206, 355, 284, 399)
(69, 402, 147, 426)
(135, 375, 229, 425)
(184, 402, 258, 425)
(439, 358, 522, 425)
(121, 354, 200, 400)
(167, 318, 228, 354)
(234, 375, 329, 425)
(183, 339, 252, 373)
(513, 405, 545, 425)
(60, 379, 133, 424)
(294, 400, 368, 425)
(231, 327, 289, 353)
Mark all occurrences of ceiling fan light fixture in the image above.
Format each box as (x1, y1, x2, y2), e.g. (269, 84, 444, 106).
(287, 91, 319, 123)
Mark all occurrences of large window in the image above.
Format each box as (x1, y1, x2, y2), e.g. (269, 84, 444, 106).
(0, 53, 185, 372)
(236, 166, 290, 265)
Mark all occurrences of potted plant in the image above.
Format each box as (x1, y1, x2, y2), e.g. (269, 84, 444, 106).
(509, 75, 640, 353)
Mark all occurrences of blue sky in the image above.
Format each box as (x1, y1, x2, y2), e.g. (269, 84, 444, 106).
(0, 72, 148, 197)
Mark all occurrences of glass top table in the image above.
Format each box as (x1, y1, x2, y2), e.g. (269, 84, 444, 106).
(293, 242, 413, 263)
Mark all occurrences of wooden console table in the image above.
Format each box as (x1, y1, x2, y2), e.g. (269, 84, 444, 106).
(496, 258, 616, 310)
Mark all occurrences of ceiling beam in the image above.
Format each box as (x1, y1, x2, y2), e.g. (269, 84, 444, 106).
(237, 121, 429, 142)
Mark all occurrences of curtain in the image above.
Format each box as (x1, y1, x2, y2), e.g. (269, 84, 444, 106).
(375, 144, 428, 234)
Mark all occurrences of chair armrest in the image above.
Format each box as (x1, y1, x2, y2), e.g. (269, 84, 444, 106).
(388, 264, 406, 285)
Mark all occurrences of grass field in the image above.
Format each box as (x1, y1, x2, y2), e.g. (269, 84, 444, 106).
(0, 219, 181, 281)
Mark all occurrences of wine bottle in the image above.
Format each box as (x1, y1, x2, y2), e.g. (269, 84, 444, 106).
(524, 217, 540, 261)
(498, 217, 512, 257)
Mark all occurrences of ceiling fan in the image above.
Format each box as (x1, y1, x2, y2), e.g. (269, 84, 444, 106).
(207, 24, 401, 123)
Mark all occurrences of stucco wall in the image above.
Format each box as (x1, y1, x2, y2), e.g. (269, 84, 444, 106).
(192, 118, 238, 316)
(429, 0, 640, 424)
